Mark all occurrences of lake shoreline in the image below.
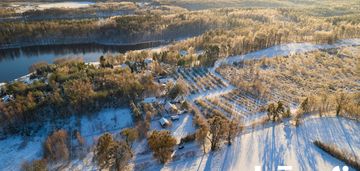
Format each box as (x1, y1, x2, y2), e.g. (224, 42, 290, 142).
(0, 39, 173, 82)
(0, 39, 171, 50)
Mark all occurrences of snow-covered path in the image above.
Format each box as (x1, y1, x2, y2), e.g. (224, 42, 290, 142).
(158, 117, 360, 171)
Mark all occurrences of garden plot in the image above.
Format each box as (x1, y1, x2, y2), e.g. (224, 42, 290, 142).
(177, 68, 228, 94)
(194, 90, 268, 124)
(217, 45, 360, 111)
(195, 98, 233, 119)
(268, 91, 299, 108)
(224, 90, 266, 112)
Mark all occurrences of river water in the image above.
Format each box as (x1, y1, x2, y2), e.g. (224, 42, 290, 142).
(0, 42, 162, 82)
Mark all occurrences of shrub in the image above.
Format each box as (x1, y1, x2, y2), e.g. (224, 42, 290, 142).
(168, 80, 188, 99)
(267, 101, 290, 121)
(21, 159, 48, 171)
(147, 130, 177, 163)
(181, 133, 196, 143)
(208, 113, 229, 151)
(95, 133, 133, 170)
(43, 130, 69, 162)
(121, 127, 139, 148)
(314, 140, 360, 170)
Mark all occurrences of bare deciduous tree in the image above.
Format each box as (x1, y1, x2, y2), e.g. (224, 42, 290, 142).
(207, 113, 229, 151)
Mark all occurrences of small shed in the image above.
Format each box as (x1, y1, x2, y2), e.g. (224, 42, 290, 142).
(158, 77, 174, 84)
(144, 58, 154, 70)
(159, 117, 170, 128)
(165, 102, 178, 113)
(144, 58, 153, 64)
(1, 95, 13, 103)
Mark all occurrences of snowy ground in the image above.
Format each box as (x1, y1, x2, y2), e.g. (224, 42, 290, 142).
(65, 113, 198, 170)
(151, 113, 196, 142)
(0, 108, 132, 171)
(2, 39, 360, 170)
(152, 117, 360, 171)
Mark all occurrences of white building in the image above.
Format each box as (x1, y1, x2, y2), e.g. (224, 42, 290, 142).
(159, 117, 170, 128)
(144, 58, 154, 70)
(158, 77, 174, 84)
(144, 58, 153, 65)
(165, 102, 178, 113)
(1, 95, 13, 103)
(120, 63, 130, 70)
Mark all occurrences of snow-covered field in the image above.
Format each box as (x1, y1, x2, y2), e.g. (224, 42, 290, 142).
(0, 108, 132, 171)
(156, 117, 360, 171)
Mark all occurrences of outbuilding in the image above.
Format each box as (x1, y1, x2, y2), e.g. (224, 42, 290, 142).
(159, 117, 170, 128)
(1, 95, 13, 103)
(165, 102, 178, 113)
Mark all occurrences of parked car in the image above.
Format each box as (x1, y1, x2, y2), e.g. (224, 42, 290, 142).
(181, 110, 188, 114)
(178, 140, 185, 149)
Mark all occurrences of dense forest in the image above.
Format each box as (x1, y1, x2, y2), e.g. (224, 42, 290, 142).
(0, 1, 187, 22)
(0, 10, 219, 48)
(2, 7, 360, 49)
